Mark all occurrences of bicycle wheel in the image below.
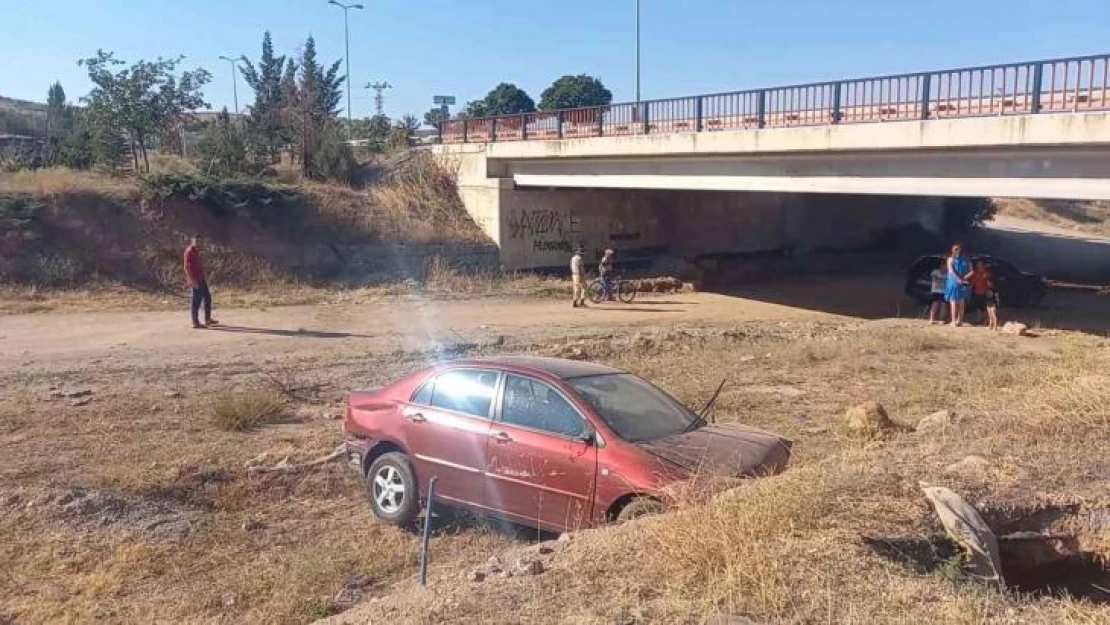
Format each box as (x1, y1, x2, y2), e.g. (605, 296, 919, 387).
(587, 280, 606, 304)
(618, 280, 637, 303)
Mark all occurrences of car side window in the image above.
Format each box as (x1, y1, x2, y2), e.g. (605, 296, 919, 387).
(411, 379, 433, 405)
(500, 374, 585, 438)
(427, 369, 498, 418)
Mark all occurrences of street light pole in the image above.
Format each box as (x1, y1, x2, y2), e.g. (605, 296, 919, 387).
(218, 55, 246, 115)
(635, 0, 641, 107)
(328, 0, 364, 138)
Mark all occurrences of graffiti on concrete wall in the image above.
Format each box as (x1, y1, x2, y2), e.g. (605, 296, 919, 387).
(509, 209, 582, 257)
(508, 209, 582, 240)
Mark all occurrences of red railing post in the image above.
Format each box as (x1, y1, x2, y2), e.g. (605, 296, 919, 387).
(520, 113, 527, 140)
(920, 74, 932, 120)
(557, 110, 565, 139)
(462, 119, 469, 143)
(695, 96, 704, 131)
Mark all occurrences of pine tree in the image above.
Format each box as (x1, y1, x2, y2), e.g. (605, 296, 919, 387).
(240, 32, 288, 164)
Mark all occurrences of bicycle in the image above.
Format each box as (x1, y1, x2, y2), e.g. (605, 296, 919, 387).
(587, 275, 637, 304)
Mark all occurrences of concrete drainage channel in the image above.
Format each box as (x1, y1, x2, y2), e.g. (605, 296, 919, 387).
(866, 491, 1110, 604)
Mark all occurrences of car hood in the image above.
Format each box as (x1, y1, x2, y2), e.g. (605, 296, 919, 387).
(634, 423, 792, 478)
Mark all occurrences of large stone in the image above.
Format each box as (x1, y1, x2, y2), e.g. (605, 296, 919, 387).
(1001, 322, 1030, 336)
(916, 410, 957, 433)
(920, 484, 1005, 588)
(844, 401, 897, 437)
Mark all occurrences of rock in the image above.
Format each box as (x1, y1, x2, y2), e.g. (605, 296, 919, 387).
(705, 615, 760, 625)
(944, 455, 991, 476)
(60, 388, 93, 398)
(1001, 322, 1030, 336)
(242, 515, 266, 533)
(916, 410, 957, 433)
(68, 397, 93, 407)
(537, 544, 555, 555)
(164, 391, 183, 399)
(466, 569, 486, 583)
(221, 593, 237, 608)
(844, 401, 897, 437)
(512, 558, 544, 576)
(920, 484, 1004, 588)
(92, 605, 113, 620)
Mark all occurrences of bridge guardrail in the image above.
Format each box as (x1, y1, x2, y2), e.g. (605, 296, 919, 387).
(438, 53, 1110, 144)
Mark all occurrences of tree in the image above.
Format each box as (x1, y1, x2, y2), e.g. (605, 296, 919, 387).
(240, 32, 289, 164)
(195, 108, 247, 176)
(46, 82, 68, 139)
(539, 74, 612, 111)
(388, 114, 421, 149)
(423, 107, 448, 129)
(464, 83, 535, 117)
(78, 50, 211, 172)
(288, 36, 345, 177)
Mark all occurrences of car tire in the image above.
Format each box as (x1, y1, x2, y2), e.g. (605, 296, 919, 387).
(616, 497, 664, 523)
(366, 452, 420, 527)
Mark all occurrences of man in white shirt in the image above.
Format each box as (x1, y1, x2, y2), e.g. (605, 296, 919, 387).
(570, 247, 586, 308)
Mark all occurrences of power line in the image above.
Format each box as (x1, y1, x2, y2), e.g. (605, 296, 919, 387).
(366, 81, 392, 116)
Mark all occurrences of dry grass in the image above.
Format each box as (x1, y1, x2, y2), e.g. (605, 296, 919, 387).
(330, 322, 1110, 624)
(210, 388, 288, 432)
(993, 197, 1110, 236)
(3, 311, 1108, 625)
(0, 168, 137, 199)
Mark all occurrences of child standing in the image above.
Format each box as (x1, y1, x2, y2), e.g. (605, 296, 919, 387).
(971, 261, 1000, 330)
(928, 262, 947, 324)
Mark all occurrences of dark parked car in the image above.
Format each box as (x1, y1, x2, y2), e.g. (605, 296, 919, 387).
(904, 254, 1047, 309)
(343, 357, 792, 533)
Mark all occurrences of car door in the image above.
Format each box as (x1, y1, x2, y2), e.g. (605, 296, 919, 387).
(402, 368, 499, 510)
(485, 373, 598, 532)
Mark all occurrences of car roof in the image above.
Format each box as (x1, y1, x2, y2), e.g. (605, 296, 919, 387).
(440, 356, 625, 379)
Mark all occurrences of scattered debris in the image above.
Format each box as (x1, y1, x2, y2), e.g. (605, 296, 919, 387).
(246, 443, 347, 475)
(10, 486, 192, 541)
(844, 401, 898, 438)
(920, 484, 1005, 588)
(916, 410, 958, 433)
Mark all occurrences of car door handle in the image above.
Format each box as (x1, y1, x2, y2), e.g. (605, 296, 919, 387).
(401, 408, 426, 423)
(490, 431, 512, 444)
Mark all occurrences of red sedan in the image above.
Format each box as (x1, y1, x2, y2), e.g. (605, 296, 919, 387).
(343, 357, 792, 533)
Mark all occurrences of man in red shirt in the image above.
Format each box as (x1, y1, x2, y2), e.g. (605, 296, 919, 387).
(184, 235, 218, 329)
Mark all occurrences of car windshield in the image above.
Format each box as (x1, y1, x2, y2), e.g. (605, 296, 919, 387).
(567, 373, 698, 442)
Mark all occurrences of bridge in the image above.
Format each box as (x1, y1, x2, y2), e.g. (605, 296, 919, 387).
(433, 54, 1110, 270)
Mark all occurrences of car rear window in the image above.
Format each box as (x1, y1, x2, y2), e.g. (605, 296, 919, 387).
(421, 369, 498, 418)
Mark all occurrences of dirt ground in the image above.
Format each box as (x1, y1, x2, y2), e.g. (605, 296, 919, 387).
(2, 276, 1109, 624)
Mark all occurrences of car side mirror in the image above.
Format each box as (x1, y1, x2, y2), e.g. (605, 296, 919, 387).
(579, 428, 597, 446)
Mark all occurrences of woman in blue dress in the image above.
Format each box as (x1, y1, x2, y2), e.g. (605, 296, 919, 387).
(945, 242, 973, 327)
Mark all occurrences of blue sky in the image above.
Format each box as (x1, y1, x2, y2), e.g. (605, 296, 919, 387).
(3, 0, 1110, 122)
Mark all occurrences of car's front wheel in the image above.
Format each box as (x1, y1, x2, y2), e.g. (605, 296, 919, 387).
(616, 497, 664, 523)
(366, 452, 420, 527)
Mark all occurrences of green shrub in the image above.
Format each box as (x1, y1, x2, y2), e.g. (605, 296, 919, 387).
(139, 172, 302, 216)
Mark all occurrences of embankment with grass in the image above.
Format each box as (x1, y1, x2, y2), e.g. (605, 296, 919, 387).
(0, 153, 517, 308)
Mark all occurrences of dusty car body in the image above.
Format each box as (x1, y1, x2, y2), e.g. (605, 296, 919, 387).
(343, 356, 792, 533)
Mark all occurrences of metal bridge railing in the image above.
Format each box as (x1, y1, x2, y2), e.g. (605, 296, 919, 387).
(438, 53, 1110, 144)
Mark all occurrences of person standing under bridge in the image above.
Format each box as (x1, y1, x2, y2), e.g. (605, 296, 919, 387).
(570, 246, 586, 308)
(599, 248, 616, 301)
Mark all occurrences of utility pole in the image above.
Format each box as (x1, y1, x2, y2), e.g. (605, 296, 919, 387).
(328, 1, 364, 138)
(218, 55, 247, 115)
(366, 81, 392, 116)
(635, 0, 642, 107)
